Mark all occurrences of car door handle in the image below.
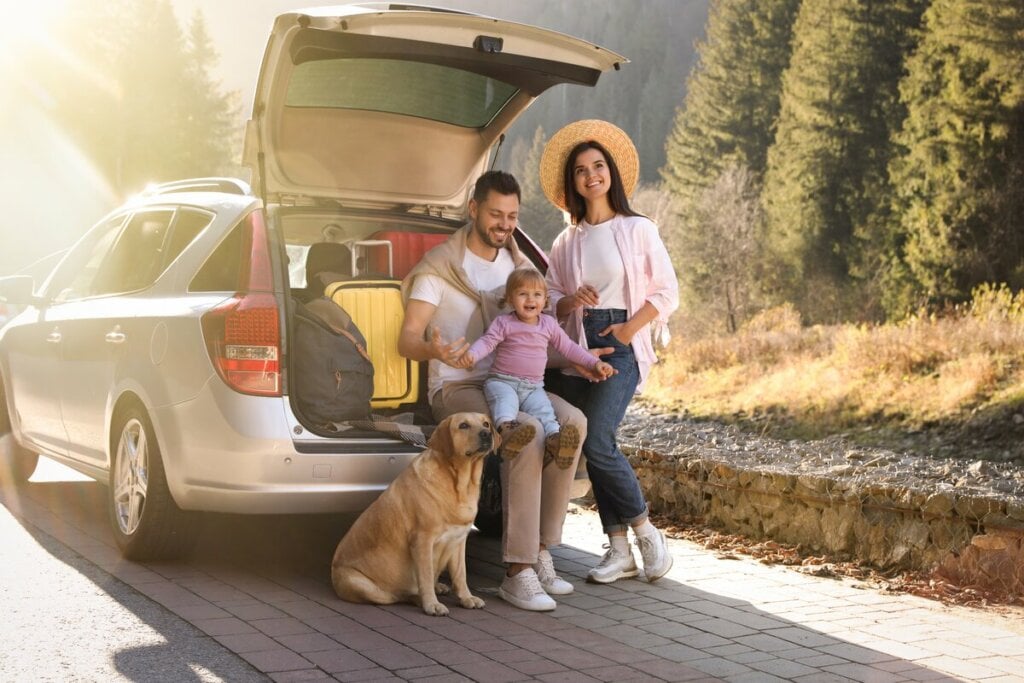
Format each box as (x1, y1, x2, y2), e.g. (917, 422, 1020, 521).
(105, 329, 126, 344)
(46, 330, 62, 344)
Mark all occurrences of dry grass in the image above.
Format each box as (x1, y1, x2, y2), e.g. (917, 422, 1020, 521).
(646, 286, 1024, 438)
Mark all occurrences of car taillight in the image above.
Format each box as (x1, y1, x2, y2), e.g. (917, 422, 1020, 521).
(201, 210, 282, 396)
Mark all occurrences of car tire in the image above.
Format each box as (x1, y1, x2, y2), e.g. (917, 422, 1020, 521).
(0, 393, 39, 485)
(107, 405, 197, 560)
(0, 435, 39, 485)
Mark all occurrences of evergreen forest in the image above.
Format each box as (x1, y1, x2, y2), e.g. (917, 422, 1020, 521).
(661, 0, 1024, 327)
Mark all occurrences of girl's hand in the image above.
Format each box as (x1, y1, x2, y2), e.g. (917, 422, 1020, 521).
(594, 361, 614, 379)
(573, 284, 600, 309)
(600, 322, 633, 345)
(573, 347, 615, 382)
(449, 351, 475, 370)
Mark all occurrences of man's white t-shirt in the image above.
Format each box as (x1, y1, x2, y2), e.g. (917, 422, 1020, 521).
(408, 247, 516, 401)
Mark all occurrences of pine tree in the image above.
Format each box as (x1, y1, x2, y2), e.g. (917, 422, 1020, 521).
(112, 0, 192, 190)
(51, 0, 238, 195)
(181, 10, 240, 178)
(887, 0, 1024, 311)
(761, 0, 927, 322)
(513, 127, 565, 251)
(661, 0, 800, 214)
(501, 0, 708, 184)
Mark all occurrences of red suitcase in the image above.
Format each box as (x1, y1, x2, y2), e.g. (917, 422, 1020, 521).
(368, 230, 449, 280)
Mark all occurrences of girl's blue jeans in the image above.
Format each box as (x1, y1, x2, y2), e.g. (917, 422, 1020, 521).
(484, 372, 559, 436)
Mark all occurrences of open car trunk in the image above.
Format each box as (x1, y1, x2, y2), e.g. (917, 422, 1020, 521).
(243, 4, 625, 434)
(244, 4, 625, 216)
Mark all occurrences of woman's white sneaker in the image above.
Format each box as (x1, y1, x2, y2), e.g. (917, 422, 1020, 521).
(635, 529, 673, 582)
(534, 549, 574, 595)
(586, 545, 639, 584)
(497, 568, 556, 611)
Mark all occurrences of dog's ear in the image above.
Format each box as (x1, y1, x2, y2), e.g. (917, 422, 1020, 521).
(488, 415, 501, 451)
(428, 415, 455, 455)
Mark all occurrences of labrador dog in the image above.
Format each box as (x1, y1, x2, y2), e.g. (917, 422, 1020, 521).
(331, 412, 498, 616)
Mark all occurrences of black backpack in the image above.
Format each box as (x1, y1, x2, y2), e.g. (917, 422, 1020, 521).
(292, 298, 374, 425)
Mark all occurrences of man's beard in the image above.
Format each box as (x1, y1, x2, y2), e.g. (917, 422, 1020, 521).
(474, 221, 510, 249)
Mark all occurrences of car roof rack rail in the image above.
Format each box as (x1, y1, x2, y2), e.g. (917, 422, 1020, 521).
(144, 177, 253, 197)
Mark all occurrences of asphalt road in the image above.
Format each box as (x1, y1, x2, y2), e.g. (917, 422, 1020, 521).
(0, 457, 355, 683)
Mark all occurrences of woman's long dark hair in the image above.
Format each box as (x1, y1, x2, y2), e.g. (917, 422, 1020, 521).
(562, 140, 641, 225)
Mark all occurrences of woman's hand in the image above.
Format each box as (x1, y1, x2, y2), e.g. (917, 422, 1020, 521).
(594, 361, 614, 379)
(573, 284, 600, 308)
(600, 322, 635, 345)
(572, 347, 616, 382)
(556, 284, 599, 320)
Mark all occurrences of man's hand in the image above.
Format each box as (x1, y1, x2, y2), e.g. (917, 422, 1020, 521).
(428, 327, 469, 366)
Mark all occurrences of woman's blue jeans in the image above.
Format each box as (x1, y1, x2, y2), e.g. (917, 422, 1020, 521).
(551, 308, 648, 533)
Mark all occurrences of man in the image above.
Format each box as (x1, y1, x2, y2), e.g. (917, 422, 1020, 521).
(399, 171, 590, 612)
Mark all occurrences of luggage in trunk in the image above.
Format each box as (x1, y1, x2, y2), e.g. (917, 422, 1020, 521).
(324, 279, 420, 409)
(367, 230, 449, 280)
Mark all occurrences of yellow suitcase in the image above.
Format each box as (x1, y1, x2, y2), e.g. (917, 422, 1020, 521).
(324, 279, 419, 409)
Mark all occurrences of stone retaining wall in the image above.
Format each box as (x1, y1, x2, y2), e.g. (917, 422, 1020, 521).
(627, 449, 1024, 594)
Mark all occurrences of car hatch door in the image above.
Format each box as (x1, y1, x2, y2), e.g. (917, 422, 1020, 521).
(244, 5, 626, 218)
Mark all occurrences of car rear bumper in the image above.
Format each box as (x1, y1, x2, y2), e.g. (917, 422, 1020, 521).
(151, 380, 420, 514)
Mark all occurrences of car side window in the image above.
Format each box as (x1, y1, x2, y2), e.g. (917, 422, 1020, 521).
(90, 209, 177, 296)
(190, 221, 243, 292)
(163, 209, 214, 271)
(47, 216, 129, 303)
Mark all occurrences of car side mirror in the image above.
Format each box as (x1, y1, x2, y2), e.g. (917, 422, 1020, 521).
(0, 275, 43, 307)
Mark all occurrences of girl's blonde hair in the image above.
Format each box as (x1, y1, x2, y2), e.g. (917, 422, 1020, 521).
(500, 267, 547, 308)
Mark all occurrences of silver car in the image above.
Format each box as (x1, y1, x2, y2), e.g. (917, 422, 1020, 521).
(0, 3, 624, 559)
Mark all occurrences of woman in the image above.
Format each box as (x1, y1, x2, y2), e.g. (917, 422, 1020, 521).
(541, 120, 680, 584)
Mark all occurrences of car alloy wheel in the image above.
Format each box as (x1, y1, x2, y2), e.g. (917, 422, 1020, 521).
(107, 404, 197, 560)
(113, 417, 149, 536)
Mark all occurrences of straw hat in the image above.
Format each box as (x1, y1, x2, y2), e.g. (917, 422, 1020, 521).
(539, 119, 639, 212)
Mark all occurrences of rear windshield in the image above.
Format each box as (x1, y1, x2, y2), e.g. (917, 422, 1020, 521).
(285, 58, 518, 128)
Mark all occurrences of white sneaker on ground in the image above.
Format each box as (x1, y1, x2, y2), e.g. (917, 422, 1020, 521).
(586, 544, 639, 584)
(534, 549, 574, 595)
(497, 568, 556, 611)
(636, 529, 673, 582)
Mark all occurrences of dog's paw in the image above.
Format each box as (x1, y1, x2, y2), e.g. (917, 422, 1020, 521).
(422, 601, 449, 617)
(435, 581, 452, 595)
(459, 595, 485, 609)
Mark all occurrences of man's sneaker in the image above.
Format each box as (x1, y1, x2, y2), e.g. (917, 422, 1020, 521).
(497, 568, 556, 611)
(534, 549, 574, 595)
(586, 544, 639, 584)
(635, 529, 673, 582)
(497, 420, 536, 459)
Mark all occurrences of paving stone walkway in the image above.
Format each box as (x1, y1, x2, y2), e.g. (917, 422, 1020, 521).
(3, 461, 1023, 682)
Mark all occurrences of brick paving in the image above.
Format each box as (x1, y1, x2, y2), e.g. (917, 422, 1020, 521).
(4, 464, 1024, 682)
